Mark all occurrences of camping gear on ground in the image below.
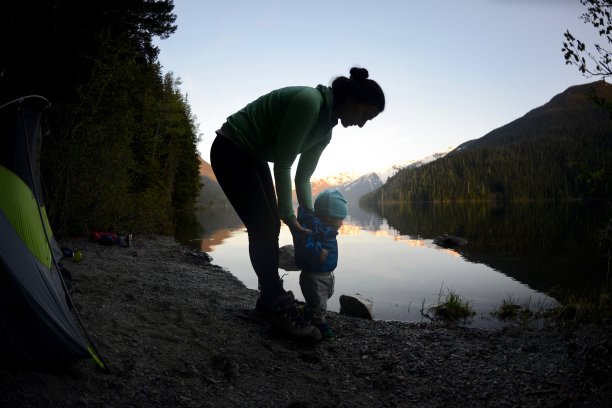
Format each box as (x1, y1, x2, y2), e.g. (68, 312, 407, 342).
(0, 96, 103, 367)
(61, 246, 83, 262)
(91, 231, 131, 247)
(117, 233, 132, 248)
(91, 231, 118, 245)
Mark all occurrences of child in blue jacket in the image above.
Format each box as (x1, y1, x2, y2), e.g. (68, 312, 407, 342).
(294, 189, 348, 339)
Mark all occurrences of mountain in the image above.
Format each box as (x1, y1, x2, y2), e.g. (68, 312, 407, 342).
(197, 147, 451, 209)
(196, 157, 231, 208)
(361, 80, 612, 206)
(308, 178, 334, 198)
(306, 149, 452, 204)
(310, 172, 359, 197)
(375, 147, 454, 183)
(199, 156, 216, 182)
(454, 80, 612, 152)
(308, 172, 381, 204)
(337, 173, 383, 203)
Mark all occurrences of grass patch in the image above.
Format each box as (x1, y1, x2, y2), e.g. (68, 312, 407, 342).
(421, 287, 475, 322)
(491, 296, 549, 328)
(491, 297, 522, 320)
(419, 281, 611, 327)
(553, 280, 612, 325)
(490, 281, 612, 328)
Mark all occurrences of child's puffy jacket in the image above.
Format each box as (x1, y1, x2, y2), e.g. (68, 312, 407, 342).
(293, 206, 339, 273)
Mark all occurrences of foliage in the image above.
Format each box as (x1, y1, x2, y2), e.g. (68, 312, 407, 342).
(421, 287, 475, 322)
(1, 1, 201, 235)
(490, 296, 554, 328)
(491, 283, 612, 327)
(597, 203, 612, 278)
(553, 280, 612, 325)
(563, 0, 612, 79)
(491, 297, 523, 320)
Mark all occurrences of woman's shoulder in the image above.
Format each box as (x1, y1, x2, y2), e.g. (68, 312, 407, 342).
(276, 86, 323, 105)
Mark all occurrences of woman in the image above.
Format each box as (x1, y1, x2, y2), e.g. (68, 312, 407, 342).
(210, 67, 385, 340)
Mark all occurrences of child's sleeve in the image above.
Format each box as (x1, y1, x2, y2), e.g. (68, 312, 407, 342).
(301, 233, 323, 264)
(294, 209, 325, 270)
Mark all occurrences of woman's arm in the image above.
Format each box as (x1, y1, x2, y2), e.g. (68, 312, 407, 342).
(273, 89, 322, 222)
(294, 137, 330, 210)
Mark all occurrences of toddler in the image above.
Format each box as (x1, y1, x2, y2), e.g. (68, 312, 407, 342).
(294, 189, 347, 339)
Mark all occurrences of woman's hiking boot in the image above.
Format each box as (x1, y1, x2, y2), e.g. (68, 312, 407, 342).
(256, 291, 321, 341)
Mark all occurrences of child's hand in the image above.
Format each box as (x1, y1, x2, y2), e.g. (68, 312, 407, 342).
(319, 248, 329, 264)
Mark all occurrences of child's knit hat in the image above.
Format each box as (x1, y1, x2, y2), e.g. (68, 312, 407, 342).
(314, 189, 348, 219)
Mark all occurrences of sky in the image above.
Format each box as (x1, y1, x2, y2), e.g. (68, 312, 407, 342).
(154, 0, 603, 178)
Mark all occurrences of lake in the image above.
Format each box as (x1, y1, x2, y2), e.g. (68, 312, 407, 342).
(176, 201, 611, 328)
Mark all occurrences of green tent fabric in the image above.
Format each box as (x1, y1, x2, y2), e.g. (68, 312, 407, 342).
(0, 96, 90, 363)
(0, 165, 54, 268)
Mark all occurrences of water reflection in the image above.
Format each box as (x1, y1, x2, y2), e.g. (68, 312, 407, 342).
(378, 201, 611, 299)
(176, 205, 242, 252)
(176, 201, 610, 326)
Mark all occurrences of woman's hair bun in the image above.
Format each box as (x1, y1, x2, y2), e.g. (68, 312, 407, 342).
(349, 67, 369, 81)
(331, 66, 385, 111)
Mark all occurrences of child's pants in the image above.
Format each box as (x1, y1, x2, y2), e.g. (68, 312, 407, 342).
(299, 271, 334, 325)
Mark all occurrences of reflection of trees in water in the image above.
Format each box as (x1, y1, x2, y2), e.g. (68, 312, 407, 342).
(198, 229, 235, 253)
(178, 201, 610, 299)
(346, 204, 384, 231)
(195, 206, 244, 252)
(379, 201, 611, 299)
(175, 206, 243, 250)
(196, 206, 243, 236)
(174, 210, 202, 247)
(180, 204, 385, 250)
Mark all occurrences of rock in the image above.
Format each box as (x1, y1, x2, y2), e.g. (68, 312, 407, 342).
(433, 234, 468, 248)
(278, 245, 299, 271)
(339, 294, 374, 319)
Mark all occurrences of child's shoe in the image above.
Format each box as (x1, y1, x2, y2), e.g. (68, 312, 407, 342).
(316, 322, 334, 340)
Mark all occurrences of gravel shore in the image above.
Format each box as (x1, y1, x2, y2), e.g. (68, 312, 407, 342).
(1, 235, 610, 407)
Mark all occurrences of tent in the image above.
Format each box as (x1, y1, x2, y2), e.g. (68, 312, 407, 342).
(0, 96, 101, 366)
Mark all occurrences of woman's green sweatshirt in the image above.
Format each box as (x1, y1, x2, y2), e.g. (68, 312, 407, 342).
(219, 85, 336, 221)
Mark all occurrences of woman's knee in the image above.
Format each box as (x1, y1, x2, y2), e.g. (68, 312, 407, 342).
(246, 216, 280, 238)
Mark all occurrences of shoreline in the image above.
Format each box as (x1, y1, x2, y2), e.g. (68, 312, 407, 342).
(1, 235, 610, 407)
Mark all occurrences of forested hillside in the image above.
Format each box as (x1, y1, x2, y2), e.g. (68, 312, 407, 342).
(1, 1, 200, 235)
(361, 81, 612, 207)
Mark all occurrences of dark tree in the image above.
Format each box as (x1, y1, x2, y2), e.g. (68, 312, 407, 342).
(1, 1, 201, 235)
(563, 0, 612, 78)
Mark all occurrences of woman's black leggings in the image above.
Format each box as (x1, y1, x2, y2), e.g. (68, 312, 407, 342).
(210, 134, 284, 300)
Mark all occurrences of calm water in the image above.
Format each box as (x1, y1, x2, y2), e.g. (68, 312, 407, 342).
(176, 201, 611, 328)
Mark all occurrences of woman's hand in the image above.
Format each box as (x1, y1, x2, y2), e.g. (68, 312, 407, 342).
(283, 215, 311, 235)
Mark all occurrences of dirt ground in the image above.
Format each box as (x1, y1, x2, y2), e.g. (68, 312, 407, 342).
(1, 235, 611, 407)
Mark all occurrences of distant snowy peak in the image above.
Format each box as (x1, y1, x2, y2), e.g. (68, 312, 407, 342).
(319, 172, 360, 186)
(306, 147, 454, 201)
(342, 172, 380, 192)
(337, 172, 383, 203)
(375, 146, 454, 182)
(310, 172, 359, 197)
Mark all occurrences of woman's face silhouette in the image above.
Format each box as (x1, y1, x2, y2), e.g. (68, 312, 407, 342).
(338, 100, 380, 128)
